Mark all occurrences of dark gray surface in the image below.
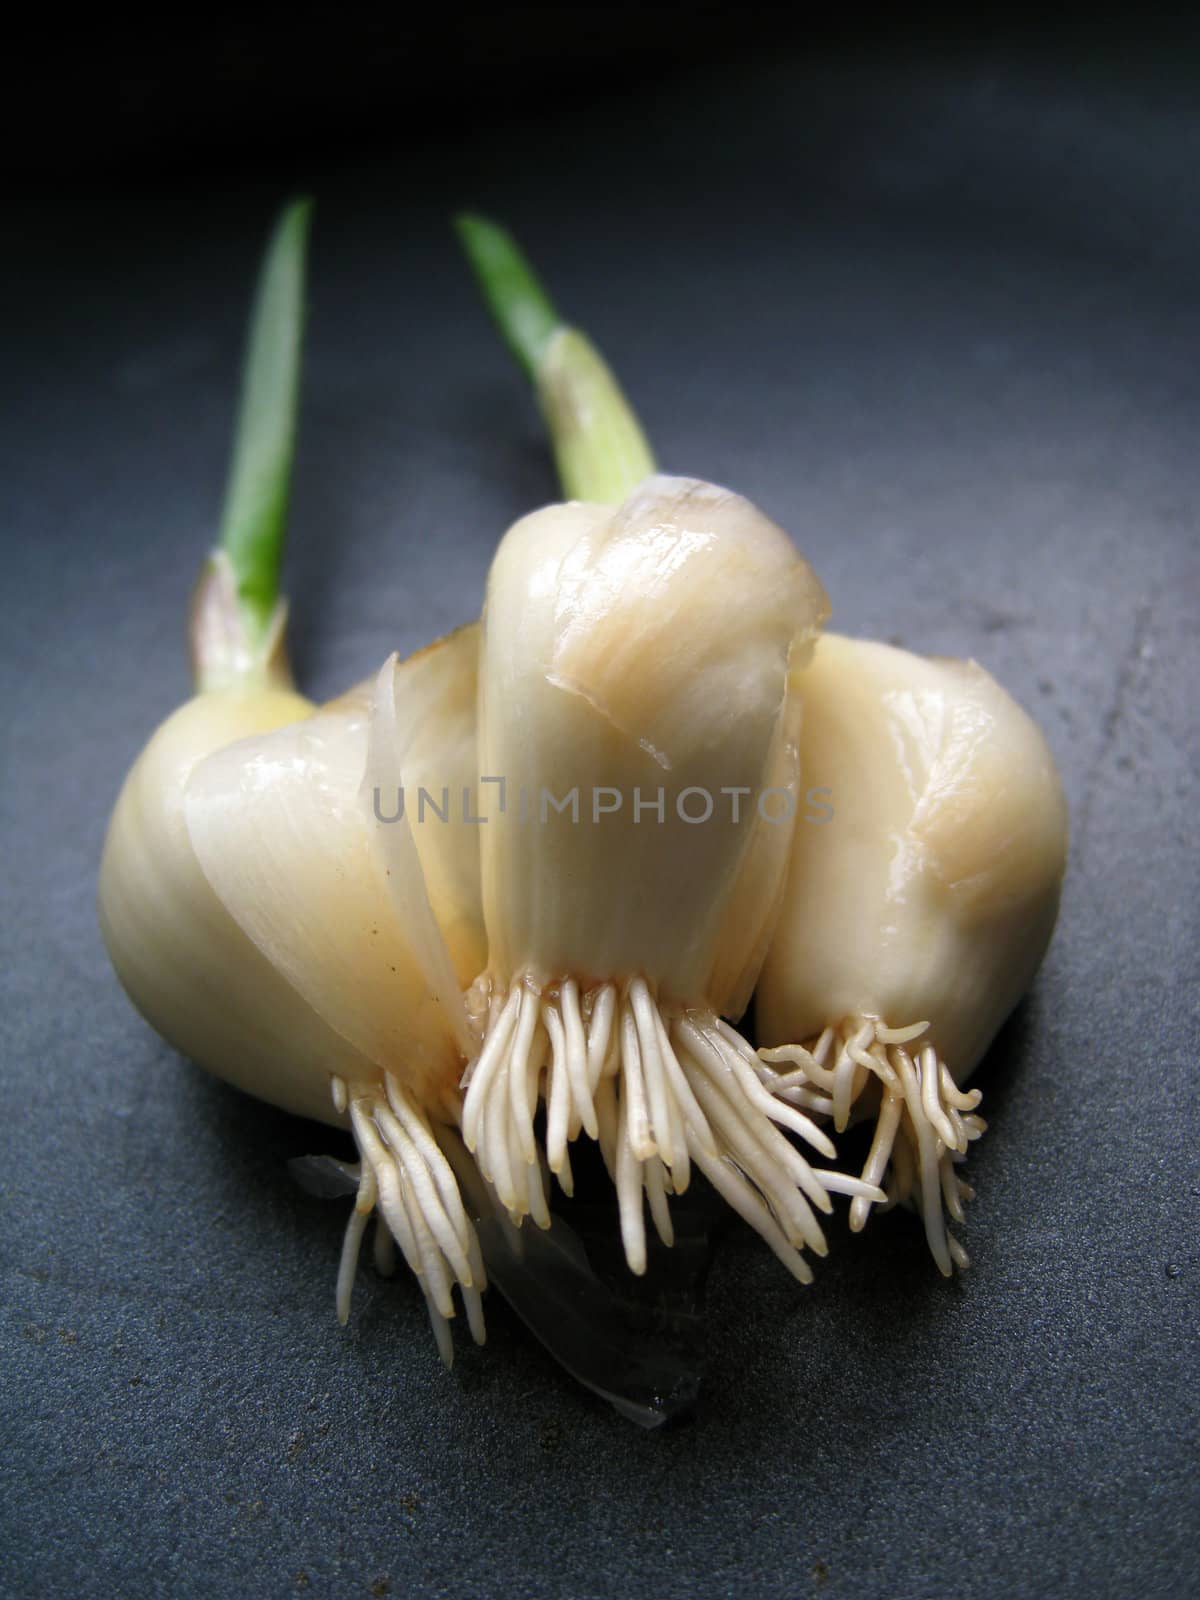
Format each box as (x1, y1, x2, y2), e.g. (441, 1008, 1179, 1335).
(3, 42, 1199, 1600)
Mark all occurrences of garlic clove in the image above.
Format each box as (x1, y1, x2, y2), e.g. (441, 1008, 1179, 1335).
(477, 477, 826, 998)
(756, 632, 1068, 1272)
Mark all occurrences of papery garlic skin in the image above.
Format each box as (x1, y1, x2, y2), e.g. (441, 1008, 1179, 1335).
(756, 633, 1068, 1273)
(362, 623, 486, 996)
(464, 476, 883, 1280)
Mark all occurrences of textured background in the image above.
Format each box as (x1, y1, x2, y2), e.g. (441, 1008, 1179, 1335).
(2, 29, 1198, 1600)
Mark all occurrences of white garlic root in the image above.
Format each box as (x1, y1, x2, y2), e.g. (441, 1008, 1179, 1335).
(462, 976, 885, 1282)
(760, 1016, 986, 1276)
(333, 1074, 487, 1365)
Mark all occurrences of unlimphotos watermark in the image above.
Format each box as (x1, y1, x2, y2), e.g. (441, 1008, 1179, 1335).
(371, 779, 834, 826)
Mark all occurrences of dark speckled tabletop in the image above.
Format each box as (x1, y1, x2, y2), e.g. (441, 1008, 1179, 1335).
(2, 38, 1198, 1600)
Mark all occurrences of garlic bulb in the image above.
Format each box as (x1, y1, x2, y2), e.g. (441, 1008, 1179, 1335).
(755, 633, 1068, 1273)
(462, 474, 884, 1281)
(101, 631, 489, 1359)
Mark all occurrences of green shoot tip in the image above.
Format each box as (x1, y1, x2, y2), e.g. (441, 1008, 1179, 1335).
(454, 212, 562, 382)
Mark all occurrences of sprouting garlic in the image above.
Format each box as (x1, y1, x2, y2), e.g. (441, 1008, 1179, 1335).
(461, 474, 884, 1281)
(755, 633, 1068, 1273)
(100, 200, 493, 1362)
(101, 627, 489, 1359)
